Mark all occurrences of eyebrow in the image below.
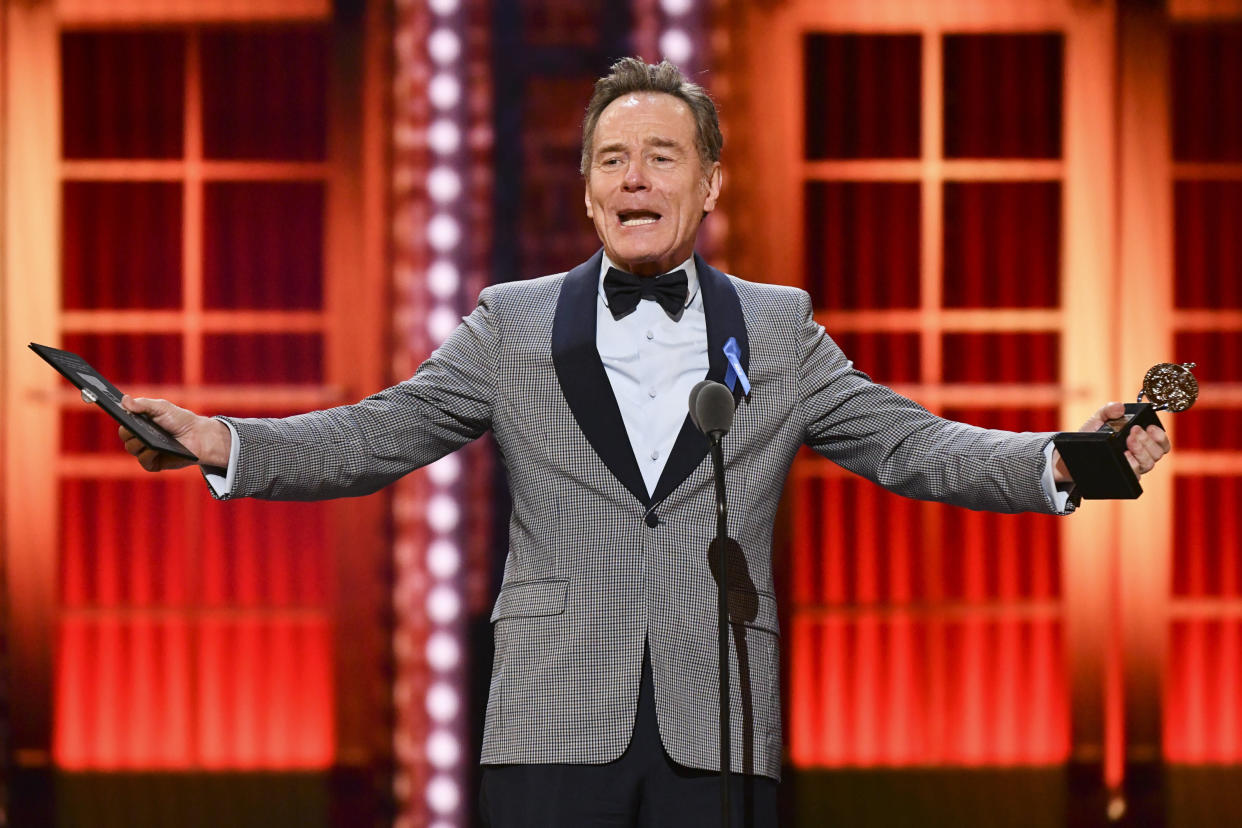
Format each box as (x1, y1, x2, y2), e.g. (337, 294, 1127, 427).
(593, 136, 685, 158)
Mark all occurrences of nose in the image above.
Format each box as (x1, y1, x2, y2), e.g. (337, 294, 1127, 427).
(621, 159, 648, 192)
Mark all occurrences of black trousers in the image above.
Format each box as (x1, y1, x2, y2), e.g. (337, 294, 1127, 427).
(479, 646, 779, 828)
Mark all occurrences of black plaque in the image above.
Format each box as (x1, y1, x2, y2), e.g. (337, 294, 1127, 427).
(29, 342, 198, 461)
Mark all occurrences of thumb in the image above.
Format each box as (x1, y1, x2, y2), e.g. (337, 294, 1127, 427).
(122, 394, 160, 415)
(1082, 401, 1127, 432)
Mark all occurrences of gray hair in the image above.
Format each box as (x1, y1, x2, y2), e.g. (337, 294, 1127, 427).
(580, 57, 723, 176)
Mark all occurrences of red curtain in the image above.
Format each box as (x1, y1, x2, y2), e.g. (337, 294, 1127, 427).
(789, 32, 1067, 768)
(55, 25, 335, 770)
(1166, 22, 1242, 764)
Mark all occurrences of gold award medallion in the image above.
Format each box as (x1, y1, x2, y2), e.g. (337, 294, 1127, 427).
(1140, 362, 1199, 413)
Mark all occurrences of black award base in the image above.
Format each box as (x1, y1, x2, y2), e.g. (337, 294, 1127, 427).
(1052, 403, 1164, 500)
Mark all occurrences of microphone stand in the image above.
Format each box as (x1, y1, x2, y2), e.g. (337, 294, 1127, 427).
(708, 432, 731, 828)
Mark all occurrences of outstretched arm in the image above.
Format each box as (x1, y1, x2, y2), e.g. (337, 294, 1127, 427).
(114, 287, 502, 500)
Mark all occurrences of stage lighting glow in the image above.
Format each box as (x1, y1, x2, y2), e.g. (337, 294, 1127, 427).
(427, 540, 461, 578)
(426, 682, 461, 722)
(427, 214, 461, 252)
(426, 775, 460, 814)
(427, 166, 463, 203)
(394, 538, 417, 568)
(428, 28, 461, 65)
(428, 453, 462, 485)
(394, 628, 416, 660)
(660, 0, 692, 14)
(426, 494, 461, 533)
(393, 123, 420, 150)
(427, 585, 461, 623)
(427, 119, 461, 154)
(660, 29, 693, 65)
(393, 770, 411, 802)
(426, 632, 461, 671)
(428, 306, 458, 343)
(393, 677, 413, 707)
(394, 730, 418, 762)
(428, 73, 461, 109)
(427, 730, 461, 768)
(427, 260, 460, 298)
(427, 0, 459, 16)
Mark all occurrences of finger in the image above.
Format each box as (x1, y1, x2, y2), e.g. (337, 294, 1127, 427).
(1082, 401, 1127, 432)
(136, 447, 162, 472)
(1126, 431, 1158, 474)
(122, 395, 167, 416)
(1130, 426, 1167, 460)
(1147, 425, 1172, 455)
(1099, 401, 1126, 421)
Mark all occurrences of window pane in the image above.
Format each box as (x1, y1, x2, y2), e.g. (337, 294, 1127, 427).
(1172, 476, 1242, 599)
(200, 500, 328, 608)
(804, 33, 921, 159)
(1175, 180, 1242, 308)
(1176, 332, 1242, 383)
(832, 332, 921, 385)
(942, 333, 1058, 384)
(62, 181, 183, 310)
(59, 479, 191, 609)
(1175, 409, 1242, 452)
(201, 26, 328, 161)
(943, 181, 1060, 309)
(61, 31, 184, 160)
(202, 334, 323, 384)
(943, 34, 1063, 159)
(1172, 23, 1242, 163)
(805, 181, 920, 310)
(203, 181, 324, 310)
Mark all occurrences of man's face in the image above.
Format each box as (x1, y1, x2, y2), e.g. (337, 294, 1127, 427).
(584, 92, 722, 277)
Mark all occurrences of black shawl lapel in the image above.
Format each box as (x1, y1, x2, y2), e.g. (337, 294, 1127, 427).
(650, 254, 750, 504)
(551, 250, 651, 507)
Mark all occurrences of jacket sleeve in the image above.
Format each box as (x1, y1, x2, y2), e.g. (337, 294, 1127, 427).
(207, 287, 501, 501)
(794, 291, 1066, 515)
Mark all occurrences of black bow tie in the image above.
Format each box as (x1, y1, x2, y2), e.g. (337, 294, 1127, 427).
(603, 267, 688, 320)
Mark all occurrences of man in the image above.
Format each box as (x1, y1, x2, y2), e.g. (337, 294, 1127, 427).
(120, 58, 1170, 826)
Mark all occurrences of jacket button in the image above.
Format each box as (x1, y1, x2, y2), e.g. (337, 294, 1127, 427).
(645, 512, 659, 528)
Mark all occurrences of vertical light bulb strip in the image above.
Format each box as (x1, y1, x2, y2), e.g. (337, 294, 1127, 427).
(657, 0, 702, 74)
(422, 0, 468, 824)
(392, 0, 471, 825)
(654, 0, 728, 264)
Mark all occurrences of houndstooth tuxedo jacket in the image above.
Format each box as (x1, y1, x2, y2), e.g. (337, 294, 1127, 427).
(211, 250, 1066, 780)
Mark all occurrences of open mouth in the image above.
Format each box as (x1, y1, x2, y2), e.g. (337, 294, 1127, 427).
(618, 210, 661, 227)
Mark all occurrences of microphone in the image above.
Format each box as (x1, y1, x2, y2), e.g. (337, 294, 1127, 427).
(689, 378, 736, 826)
(692, 381, 735, 439)
(688, 379, 714, 432)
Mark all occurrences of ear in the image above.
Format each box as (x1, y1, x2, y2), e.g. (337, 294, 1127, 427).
(701, 162, 723, 213)
(584, 181, 594, 219)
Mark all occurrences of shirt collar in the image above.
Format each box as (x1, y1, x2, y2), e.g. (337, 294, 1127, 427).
(598, 252, 700, 311)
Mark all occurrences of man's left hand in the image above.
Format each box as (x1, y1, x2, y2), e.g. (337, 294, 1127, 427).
(1052, 401, 1172, 485)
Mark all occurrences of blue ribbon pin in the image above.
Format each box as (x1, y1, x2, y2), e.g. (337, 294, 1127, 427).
(722, 337, 751, 396)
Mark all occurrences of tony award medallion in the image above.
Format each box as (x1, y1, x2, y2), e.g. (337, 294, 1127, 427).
(1053, 363, 1198, 500)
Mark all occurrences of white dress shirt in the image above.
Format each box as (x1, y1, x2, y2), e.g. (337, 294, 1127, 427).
(597, 254, 709, 495)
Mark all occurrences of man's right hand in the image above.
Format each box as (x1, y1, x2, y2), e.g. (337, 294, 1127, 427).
(119, 396, 232, 471)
